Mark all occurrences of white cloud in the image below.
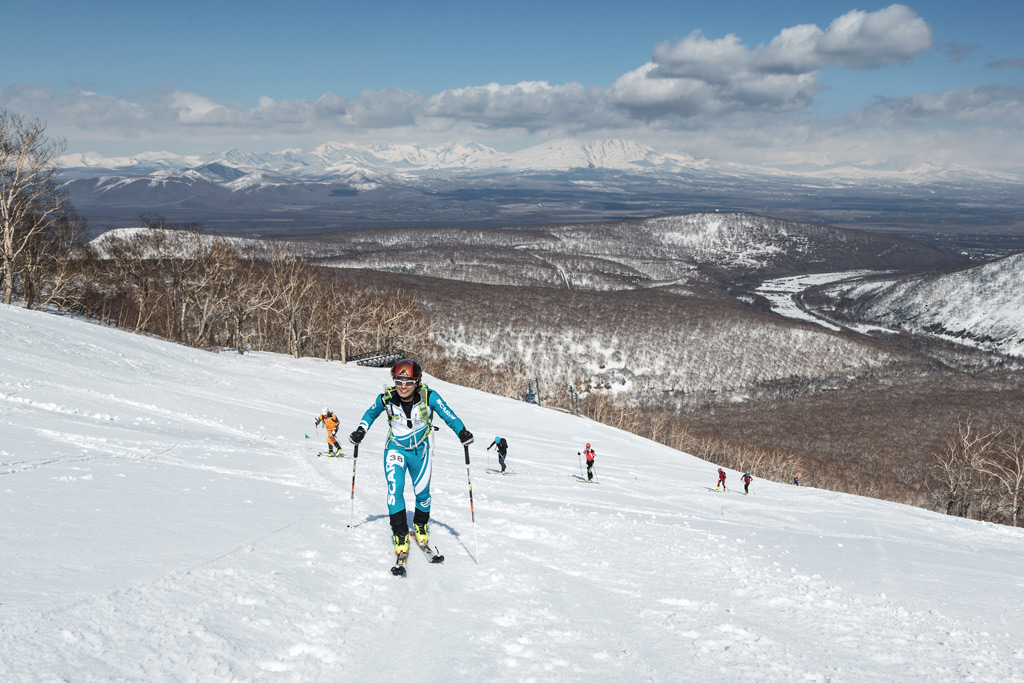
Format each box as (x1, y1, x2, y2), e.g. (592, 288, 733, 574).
(167, 91, 225, 122)
(651, 5, 931, 79)
(3, 5, 1019, 174)
(817, 4, 932, 68)
(622, 5, 929, 118)
(869, 85, 1024, 126)
(423, 81, 607, 132)
(651, 32, 751, 83)
(342, 87, 424, 128)
(755, 24, 828, 74)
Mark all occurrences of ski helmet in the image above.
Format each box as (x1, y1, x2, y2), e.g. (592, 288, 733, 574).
(745, 470, 750, 475)
(322, 407, 328, 415)
(391, 358, 422, 382)
(586, 443, 591, 448)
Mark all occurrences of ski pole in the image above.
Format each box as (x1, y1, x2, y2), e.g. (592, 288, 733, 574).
(577, 451, 584, 477)
(464, 443, 479, 562)
(464, 443, 476, 522)
(348, 444, 358, 527)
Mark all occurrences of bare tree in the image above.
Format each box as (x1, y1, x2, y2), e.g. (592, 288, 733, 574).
(932, 415, 1000, 518)
(221, 251, 273, 354)
(182, 238, 241, 347)
(369, 288, 426, 350)
(0, 110, 75, 305)
(100, 228, 174, 333)
(315, 280, 370, 362)
(266, 247, 318, 358)
(24, 207, 87, 310)
(978, 425, 1024, 527)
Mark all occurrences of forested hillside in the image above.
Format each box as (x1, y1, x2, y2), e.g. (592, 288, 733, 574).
(295, 212, 966, 289)
(813, 251, 1024, 357)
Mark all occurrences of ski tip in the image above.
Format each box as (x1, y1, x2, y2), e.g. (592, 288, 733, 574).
(391, 565, 407, 577)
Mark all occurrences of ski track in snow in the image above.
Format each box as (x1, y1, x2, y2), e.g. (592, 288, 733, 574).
(2, 304, 1024, 682)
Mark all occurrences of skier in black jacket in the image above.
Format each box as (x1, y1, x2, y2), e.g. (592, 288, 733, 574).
(487, 436, 509, 473)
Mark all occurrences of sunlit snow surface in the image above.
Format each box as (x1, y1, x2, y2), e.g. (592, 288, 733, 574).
(756, 271, 879, 331)
(2, 304, 1023, 681)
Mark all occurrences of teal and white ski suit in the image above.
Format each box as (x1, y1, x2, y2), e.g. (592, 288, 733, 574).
(358, 384, 466, 518)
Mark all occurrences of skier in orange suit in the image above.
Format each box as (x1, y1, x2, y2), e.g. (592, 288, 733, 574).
(315, 408, 341, 456)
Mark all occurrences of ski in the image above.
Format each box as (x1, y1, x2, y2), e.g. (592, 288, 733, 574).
(414, 538, 445, 564)
(316, 452, 347, 458)
(391, 549, 409, 576)
(486, 470, 516, 475)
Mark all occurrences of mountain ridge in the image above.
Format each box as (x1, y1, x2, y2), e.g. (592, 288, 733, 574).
(60, 137, 1019, 184)
(59, 138, 1024, 238)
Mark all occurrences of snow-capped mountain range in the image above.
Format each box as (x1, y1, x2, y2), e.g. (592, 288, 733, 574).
(60, 139, 709, 185)
(62, 138, 1020, 185)
(58, 138, 1024, 237)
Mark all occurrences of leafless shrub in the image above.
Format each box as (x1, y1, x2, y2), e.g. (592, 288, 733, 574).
(932, 415, 1000, 518)
(978, 424, 1024, 526)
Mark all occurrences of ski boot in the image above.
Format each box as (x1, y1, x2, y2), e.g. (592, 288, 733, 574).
(391, 533, 410, 576)
(413, 522, 429, 547)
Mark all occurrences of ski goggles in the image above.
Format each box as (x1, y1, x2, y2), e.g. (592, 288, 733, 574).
(394, 379, 417, 387)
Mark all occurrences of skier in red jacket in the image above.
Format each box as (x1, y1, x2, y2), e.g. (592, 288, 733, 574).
(716, 467, 727, 492)
(584, 443, 596, 482)
(742, 470, 752, 495)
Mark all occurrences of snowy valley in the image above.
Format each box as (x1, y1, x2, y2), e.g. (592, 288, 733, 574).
(78, 214, 1024, 518)
(811, 252, 1024, 358)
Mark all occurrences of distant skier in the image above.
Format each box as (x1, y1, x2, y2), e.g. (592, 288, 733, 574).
(716, 467, 727, 492)
(348, 358, 473, 574)
(315, 407, 341, 456)
(742, 470, 752, 495)
(583, 443, 596, 482)
(793, 474, 800, 486)
(487, 436, 509, 473)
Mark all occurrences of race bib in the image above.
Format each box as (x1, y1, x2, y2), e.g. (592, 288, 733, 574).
(387, 451, 406, 468)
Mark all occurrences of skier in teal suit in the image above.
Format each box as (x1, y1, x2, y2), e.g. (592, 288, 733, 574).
(349, 358, 473, 565)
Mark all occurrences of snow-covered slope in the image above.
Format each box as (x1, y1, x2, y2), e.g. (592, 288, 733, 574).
(2, 304, 1023, 681)
(824, 251, 1024, 357)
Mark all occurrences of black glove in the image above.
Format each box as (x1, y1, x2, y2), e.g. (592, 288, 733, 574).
(458, 428, 474, 445)
(349, 426, 365, 444)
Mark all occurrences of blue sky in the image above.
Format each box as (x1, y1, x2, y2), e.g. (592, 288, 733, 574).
(3, 1, 1023, 175)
